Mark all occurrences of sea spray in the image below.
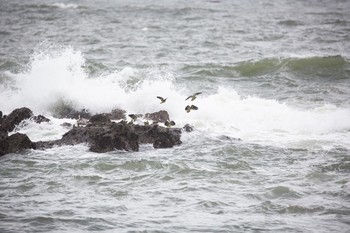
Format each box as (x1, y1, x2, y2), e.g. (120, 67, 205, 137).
(2, 47, 350, 149)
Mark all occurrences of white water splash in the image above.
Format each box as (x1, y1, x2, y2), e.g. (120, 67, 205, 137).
(2, 46, 350, 149)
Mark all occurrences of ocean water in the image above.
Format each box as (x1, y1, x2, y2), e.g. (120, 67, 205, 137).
(1, 0, 350, 232)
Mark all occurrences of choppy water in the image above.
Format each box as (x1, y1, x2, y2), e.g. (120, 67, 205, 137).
(1, 0, 350, 232)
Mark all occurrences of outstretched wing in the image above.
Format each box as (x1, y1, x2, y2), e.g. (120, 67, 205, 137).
(157, 96, 164, 101)
(185, 96, 192, 101)
(190, 105, 198, 110)
(194, 92, 202, 96)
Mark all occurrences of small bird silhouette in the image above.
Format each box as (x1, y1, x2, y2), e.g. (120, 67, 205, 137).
(185, 105, 198, 113)
(185, 92, 202, 101)
(157, 96, 167, 104)
(164, 120, 176, 127)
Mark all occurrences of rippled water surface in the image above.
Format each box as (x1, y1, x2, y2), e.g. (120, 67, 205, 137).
(1, 0, 350, 232)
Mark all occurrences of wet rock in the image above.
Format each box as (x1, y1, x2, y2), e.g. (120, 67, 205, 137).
(106, 109, 126, 120)
(218, 135, 242, 141)
(52, 103, 91, 119)
(89, 123, 139, 152)
(32, 115, 51, 124)
(134, 124, 182, 148)
(145, 110, 170, 123)
(60, 122, 72, 128)
(0, 138, 9, 156)
(35, 121, 140, 152)
(153, 128, 182, 148)
(1, 107, 33, 132)
(0, 129, 7, 140)
(0, 133, 36, 156)
(182, 124, 194, 132)
(35, 121, 182, 153)
(88, 114, 111, 125)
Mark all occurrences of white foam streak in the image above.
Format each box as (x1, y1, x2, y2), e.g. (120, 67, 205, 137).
(52, 3, 78, 9)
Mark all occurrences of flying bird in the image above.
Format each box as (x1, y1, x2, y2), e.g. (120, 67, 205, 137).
(164, 120, 176, 127)
(185, 92, 202, 101)
(157, 96, 167, 104)
(185, 105, 198, 113)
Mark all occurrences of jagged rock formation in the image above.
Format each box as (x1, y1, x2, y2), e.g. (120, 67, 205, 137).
(0, 107, 184, 156)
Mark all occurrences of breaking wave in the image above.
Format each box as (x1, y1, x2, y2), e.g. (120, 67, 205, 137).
(1, 46, 350, 149)
(182, 55, 350, 78)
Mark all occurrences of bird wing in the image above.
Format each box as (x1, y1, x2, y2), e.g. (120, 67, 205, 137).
(191, 105, 198, 110)
(157, 96, 164, 101)
(194, 92, 202, 96)
(185, 96, 192, 101)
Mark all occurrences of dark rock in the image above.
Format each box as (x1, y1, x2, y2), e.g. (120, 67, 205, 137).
(128, 114, 143, 122)
(34, 121, 182, 153)
(153, 128, 182, 148)
(32, 115, 51, 124)
(145, 110, 170, 123)
(134, 124, 182, 148)
(0, 133, 35, 156)
(0, 138, 9, 156)
(218, 135, 242, 141)
(60, 122, 72, 128)
(35, 121, 140, 152)
(52, 103, 91, 119)
(88, 114, 111, 125)
(7, 133, 36, 152)
(0, 129, 7, 140)
(106, 109, 126, 120)
(89, 127, 138, 152)
(0, 111, 2, 119)
(1, 107, 33, 132)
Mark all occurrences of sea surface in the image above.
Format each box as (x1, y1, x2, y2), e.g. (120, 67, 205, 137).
(1, 0, 350, 232)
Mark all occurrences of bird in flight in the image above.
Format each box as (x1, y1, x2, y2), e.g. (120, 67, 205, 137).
(185, 105, 198, 113)
(157, 96, 167, 104)
(185, 92, 202, 101)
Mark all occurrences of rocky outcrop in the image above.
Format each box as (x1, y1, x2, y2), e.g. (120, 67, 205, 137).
(32, 115, 51, 124)
(52, 103, 126, 121)
(35, 114, 182, 153)
(0, 108, 184, 156)
(51, 102, 91, 119)
(134, 124, 182, 148)
(145, 110, 170, 123)
(106, 109, 126, 120)
(0, 133, 36, 156)
(1, 107, 33, 132)
(182, 124, 194, 132)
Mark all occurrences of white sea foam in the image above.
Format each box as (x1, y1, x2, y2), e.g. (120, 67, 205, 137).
(52, 3, 78, 9)
(1, 47, 350, 149)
